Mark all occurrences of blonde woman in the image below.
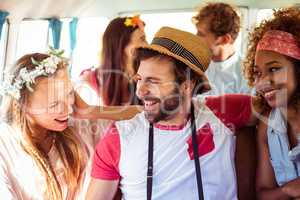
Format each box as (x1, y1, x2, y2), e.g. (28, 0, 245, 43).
(0, 50, 139, 199)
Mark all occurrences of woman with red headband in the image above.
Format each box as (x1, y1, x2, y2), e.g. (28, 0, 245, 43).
(79, 16, 147, 106)
(244, 7, 300, 199)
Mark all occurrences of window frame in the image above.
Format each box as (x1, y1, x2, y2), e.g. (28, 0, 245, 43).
(0, 20, 9, 82)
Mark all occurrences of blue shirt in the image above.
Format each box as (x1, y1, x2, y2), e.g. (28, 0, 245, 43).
(267, 108, 300, 186)
(204, 52, 250, 95)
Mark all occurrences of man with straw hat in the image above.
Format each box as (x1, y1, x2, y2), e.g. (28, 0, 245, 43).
(86, 27, 254, 200)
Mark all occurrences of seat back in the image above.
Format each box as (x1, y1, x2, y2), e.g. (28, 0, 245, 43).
(235, 126, 257, 200)
(113, 189, 122, 200)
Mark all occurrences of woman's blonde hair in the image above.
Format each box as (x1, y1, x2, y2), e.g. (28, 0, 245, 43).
(2, 53, 88, 199)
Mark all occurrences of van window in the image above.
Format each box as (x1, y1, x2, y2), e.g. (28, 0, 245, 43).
(0, 21, 8, 81)
(16, 20, 49, 59)
(256, 9, 274, 25)
(69, 17, 109, 78)
(140, 8, 248, 56)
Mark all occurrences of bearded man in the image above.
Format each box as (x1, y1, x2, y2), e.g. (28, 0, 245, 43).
(86, 27, 254, 200)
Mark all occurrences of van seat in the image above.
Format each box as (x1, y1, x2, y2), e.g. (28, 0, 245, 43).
(235, 126, 257, 200)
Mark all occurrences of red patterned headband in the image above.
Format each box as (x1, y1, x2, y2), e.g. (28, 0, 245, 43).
(256, 30, 300, 60)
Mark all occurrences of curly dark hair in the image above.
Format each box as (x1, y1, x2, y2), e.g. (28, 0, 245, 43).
(243, 7, 300, 109)
(193, 2, 240, 41)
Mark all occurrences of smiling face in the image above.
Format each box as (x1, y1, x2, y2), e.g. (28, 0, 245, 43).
(26, 68, 74, 132)
(135, 56, 183, 123)
(254, 50, 297, 108)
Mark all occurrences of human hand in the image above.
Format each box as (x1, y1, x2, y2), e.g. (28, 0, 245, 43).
(282, 178, 300, 198)
(72, 91, 93, 118)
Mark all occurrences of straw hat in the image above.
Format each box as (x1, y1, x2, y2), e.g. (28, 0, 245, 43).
(139, 26, 212, 92)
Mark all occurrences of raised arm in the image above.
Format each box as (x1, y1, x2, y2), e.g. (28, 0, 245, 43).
(85, 178, 119, 200)
(204, 94, 257, 130)
(256, 117, 300, 200)
(73, 91, 142, 120)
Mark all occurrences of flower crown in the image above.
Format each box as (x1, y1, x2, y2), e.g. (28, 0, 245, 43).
(0, 47, 67, 100)
(124, 15, 144, 30)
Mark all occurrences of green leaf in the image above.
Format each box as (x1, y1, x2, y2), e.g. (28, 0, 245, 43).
(26, 82, 34, 92)
(31, 57, 40, 66)
(57, 50, 64, 56)
(48, 45, 64, 57)
(49, 46, 55, 51)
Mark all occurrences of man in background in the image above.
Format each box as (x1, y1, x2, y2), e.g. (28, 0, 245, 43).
(194, 2, 249, 95)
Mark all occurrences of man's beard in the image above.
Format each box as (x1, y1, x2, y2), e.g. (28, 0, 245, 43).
(142, 87, 182, 123)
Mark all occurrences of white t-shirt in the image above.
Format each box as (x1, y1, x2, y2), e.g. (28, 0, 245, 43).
(0, 118, 111, 200)
(92, 94, 252, 200)
(204, 53, 250, 95)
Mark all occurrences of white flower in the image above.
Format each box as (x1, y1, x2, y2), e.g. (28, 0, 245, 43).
(41, 56, 58, 74)
(14, 79, 23, 90)
(0, 48, 66, 100)
(45, 64, 57, 74)
(8, 87, 20, 99)
(0, 87, 6, 97)
(19, 68, 34, 84)
(51, 55, 61, 65)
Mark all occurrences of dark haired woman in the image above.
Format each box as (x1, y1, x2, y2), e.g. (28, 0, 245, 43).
(244, 7, 300, 199)
(79, 16, 147, 106)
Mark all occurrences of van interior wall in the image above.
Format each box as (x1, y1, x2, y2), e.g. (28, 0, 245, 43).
(1, 0, 300, 20)
(1, 0, 300, 75)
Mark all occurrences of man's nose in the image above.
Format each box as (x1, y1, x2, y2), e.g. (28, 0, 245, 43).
(136, 82, 150, 98)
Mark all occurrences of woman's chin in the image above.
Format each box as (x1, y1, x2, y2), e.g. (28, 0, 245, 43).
(266, 98, 288, 108)
(47, 123, 68, 132)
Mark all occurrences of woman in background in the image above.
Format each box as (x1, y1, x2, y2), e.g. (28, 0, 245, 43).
(79, 16, 147, 106)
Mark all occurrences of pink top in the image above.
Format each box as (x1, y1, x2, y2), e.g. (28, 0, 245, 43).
(80, 68, 100, 95)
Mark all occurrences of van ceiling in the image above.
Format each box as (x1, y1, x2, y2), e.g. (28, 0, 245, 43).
(1, 0, 300, 20)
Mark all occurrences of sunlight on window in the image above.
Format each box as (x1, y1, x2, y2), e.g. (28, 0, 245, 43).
(256, 9, 274, 25)
(48, 18, 71, 56)
(0, 21, 8, 81)
(16, 20, 48, 59)
(140, 9, 247, 56)
(70, 17, 109, 79)
(46, 17, 109, 79)
(140, 12, 197, 42)
(236, 7, 248, 56)
(13, 9, 253, 81)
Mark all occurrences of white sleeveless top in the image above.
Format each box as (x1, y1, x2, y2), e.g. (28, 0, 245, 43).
(0, 118, 111, 200)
